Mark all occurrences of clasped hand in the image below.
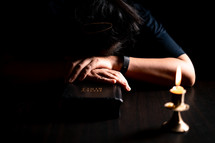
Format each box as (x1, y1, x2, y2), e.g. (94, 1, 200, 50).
(65, 56, 131, 91)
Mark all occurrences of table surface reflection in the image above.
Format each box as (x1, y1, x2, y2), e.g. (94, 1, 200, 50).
(8, 81, 215, 143)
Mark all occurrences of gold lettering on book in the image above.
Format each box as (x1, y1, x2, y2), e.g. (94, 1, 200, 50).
(81, 88, 103, 93)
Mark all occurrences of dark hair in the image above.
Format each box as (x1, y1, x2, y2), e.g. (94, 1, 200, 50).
(65, 0, 143, 56)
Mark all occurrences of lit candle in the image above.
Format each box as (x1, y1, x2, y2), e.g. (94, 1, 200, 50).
(170, 66, 186, 107)
(170, 66, 186, 94)
(163, 66, 190, 133)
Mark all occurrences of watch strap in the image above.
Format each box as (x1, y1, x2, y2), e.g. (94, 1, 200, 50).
(120, 56, 130, 75)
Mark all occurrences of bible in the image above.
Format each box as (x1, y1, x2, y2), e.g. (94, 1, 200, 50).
(60, 82, 123, 120)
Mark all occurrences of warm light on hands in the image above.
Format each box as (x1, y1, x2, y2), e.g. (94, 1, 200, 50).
(65, 56, 131, 91)
(66, 57, 113, 83)
(86, 68, 131, 91)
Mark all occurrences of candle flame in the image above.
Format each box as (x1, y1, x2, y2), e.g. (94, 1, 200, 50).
(175, 66, 182, 86)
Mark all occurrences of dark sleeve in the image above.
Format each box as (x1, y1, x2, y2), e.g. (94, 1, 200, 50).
(134, 4, 185, 58)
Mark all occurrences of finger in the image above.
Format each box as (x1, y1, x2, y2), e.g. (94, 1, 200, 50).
(97, 76, 117, 84)
(68, 59, 91, 83)
(97, 69, 131, 91)
(88, 73, 117, 84)
(78, 60, 96, 81)
(116, 77, 131, 91)
(107, 71, 131, 91)
(78, 57, 109, 81)
(95, 69, 116, 79)
(65, 60, 79, 83)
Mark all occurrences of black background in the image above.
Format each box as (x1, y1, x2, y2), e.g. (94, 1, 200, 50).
(2, 0, 214, 80)
(139, 0, 214, 80)
(2, 2, 215, 142)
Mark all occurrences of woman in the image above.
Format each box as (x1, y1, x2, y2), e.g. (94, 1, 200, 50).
(1, 0, 195, 91)
(64, 0, 195, 91)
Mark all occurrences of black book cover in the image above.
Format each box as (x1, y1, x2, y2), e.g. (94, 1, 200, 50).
(60, 82, 123, 120)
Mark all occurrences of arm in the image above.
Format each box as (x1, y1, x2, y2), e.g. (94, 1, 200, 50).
(66, 5, 196, 88)
(66, 53, 195, 91)
(124, 54, 196, 86)
(119, 5, 196, 86)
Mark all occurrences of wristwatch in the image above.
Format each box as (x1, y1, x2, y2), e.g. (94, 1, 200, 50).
(120, 56, 130, 75)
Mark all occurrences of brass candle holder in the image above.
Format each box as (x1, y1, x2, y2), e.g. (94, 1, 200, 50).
(162, 89, 190, 133)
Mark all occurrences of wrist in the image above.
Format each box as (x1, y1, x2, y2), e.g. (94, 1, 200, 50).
(108, 56, 123, 71)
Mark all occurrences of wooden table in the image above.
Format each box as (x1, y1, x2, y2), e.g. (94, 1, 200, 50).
(7, 81, 215, 143)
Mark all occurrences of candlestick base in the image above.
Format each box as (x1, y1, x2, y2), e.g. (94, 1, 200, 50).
(164, 102, 189, 111)
(162, 111, 189, 133)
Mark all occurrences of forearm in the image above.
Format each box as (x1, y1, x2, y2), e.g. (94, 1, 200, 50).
(118, 54, 195, 86)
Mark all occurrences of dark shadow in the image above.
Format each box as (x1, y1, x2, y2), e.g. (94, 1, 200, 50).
(120, 126, 185, 142)
(125, 127, 164, 141)
(5, 81, 121, 124)
(11, 112, 120, 125)
(4, 81, 122, 126)
(7, 93, 121, 124)
(127, 79, 170, 92)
